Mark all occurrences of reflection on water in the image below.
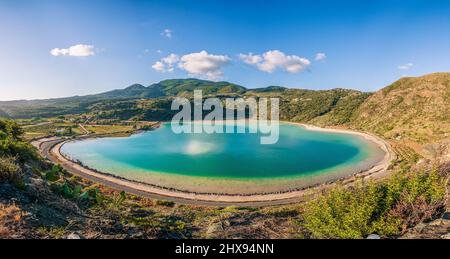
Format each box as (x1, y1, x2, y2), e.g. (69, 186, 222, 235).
(184, 140, 217, 155)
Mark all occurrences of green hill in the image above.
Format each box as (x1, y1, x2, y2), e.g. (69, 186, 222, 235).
(275, 88, 370, 124)
(152, 79, 246, 96)
(89, 79, 246, 99)
(248, 85, 288, 93)
(351, 73, 450, 143)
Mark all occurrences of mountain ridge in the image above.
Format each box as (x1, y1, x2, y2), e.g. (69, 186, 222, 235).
(0, 78, 358, 118)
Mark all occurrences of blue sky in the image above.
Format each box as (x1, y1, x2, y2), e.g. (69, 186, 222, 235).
(1, 0, 450, 100)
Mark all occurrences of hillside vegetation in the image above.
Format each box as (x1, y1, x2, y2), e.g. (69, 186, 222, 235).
(351, 73, 450, 144)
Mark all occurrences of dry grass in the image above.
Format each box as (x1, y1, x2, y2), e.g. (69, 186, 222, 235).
(0, 203, 23, 238)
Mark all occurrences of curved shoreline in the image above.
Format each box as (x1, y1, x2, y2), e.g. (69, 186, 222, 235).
(37, 123, 395, 206)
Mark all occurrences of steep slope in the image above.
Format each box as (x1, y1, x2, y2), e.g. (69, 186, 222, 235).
(351, 73, 450, 143)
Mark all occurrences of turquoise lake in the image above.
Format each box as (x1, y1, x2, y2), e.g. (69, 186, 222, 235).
(61, 123, 384, 182)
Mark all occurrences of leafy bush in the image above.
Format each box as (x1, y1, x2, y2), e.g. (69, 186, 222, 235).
(113, 191, 126, 207)
(81, 186, 105, 205)
(0, 119, 36, 161)
(301, 166, 448, 239)
(384, 169, 446, 232)
(0, 156, 22, 184)
(49, 180, 106, 206)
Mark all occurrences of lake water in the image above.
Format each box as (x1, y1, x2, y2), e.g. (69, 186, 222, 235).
(61, 123, 385, 194)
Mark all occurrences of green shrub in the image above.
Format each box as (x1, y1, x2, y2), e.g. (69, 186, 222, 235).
(44, 164, 64, 182)
(301, 167, 447, 239)
(0, 156, 22, 184)
(302, 182, 387, 239)
(0, 119, 37, 161)
(45, 171, 60, 182)
(82, 186, 105, 205)
(385, 169, 446, 231)
(112, 191, 126, 208)
(155, 200, 175, 207)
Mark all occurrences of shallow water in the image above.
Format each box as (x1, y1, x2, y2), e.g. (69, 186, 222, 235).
(61, 123, 382, 181)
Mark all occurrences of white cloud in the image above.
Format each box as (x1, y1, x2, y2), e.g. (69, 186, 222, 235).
(161, 29, 173, 38)
(239, 50, 310, 73)
(239, 53, 262, 65)
(152, 53, 179, 72)
(397, 63, 413, 70)
(178, 51, 230, 80)
(162, 53, 179, 65)
(152, 51, 229, 79)
(50, 44, 95, 57)
(315, 52, 326, 61)
(152, 61, 166, 72)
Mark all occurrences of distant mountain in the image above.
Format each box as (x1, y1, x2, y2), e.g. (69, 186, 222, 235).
(151, 79, 246, 96)
(0, 79, 247, 118)
(88, 79, 246, 99)
(250, 86, 288, 93)
(95, 84, 149, 99)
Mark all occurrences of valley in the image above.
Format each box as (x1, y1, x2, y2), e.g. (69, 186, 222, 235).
(1, 73, 449, 239)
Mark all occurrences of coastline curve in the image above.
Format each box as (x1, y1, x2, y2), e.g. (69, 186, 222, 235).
(36, 124, 395, 206)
